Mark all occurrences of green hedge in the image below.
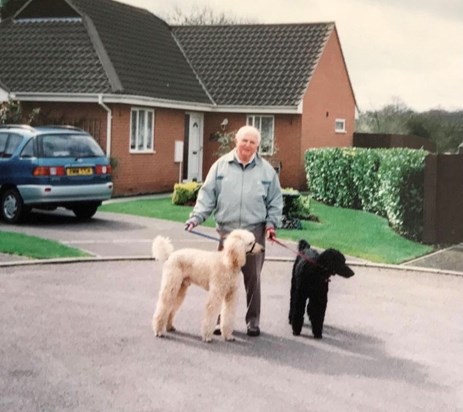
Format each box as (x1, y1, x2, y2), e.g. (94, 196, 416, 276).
(305, 147, 427, 240)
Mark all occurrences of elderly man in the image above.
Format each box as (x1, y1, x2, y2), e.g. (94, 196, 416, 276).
(185, 125, 283, 337)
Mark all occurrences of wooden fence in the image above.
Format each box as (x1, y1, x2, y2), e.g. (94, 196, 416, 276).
(353, 133, 462, 245)
(423, 154, 463, 244)
(354, 132, 436, 152)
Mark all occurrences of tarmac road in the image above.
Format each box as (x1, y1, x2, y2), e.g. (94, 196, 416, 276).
(1, 259, 462, 411)
(1, 205, 463, 411)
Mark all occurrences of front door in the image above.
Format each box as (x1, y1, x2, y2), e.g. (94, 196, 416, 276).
(185, 112, 203, 182)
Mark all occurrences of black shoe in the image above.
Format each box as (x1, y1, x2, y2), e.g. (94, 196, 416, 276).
(213, 325, 221, 336)
(247, 326, 260, 337)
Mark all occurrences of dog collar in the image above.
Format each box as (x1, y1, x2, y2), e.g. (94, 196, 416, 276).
(247, 241, 257, 255)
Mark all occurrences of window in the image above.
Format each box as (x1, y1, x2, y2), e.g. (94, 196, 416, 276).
(20, 139, 35, 158)
(55, 118, 102, 144)
(130, 108, 154, 152)
(39, 134, 105, 158)
(335, 118, 346, 133)
(0, 133, 8, 156)
(0, 133, 23, 158)
(247, 115, 275, 155)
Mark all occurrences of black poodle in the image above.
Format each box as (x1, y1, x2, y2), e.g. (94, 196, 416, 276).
(289, 240, 355, 339)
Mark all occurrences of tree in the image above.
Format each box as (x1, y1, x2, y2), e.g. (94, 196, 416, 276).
(356, 99, 414, 135)
(413, 110, 463, 153)
(163, 4, 254, 25)
(356, 99, 463, 153)
(0, 99, 40, 124)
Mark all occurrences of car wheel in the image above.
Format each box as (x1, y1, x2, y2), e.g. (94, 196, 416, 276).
(72, 203, 99, 220)
(1, 188, 25, 224)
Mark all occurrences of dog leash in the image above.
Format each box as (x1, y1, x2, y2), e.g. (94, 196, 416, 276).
(187, 229, 316, 262)
(186, 229, 319, 267)
(270, 237, 320, 267)
(271, 237, 331, 281)
(186, 228, 221, 242)
(186, 228, 260, 255)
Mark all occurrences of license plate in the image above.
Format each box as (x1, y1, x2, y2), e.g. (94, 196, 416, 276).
(66, 167, 93, 176)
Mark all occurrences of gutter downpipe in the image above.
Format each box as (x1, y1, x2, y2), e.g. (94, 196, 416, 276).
(98, 94, 112, 157)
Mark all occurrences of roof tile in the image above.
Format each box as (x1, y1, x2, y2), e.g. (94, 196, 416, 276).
(0, 19, 111, 93)
(173, 23, 333, 106)
(0, 0, 333, 108)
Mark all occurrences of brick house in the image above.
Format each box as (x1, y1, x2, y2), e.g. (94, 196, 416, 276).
(0, 0, 356, 196)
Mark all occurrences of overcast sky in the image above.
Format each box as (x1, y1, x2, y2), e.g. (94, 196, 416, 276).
(118, 0, 463, 113)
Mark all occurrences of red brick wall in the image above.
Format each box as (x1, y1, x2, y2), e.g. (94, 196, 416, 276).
(300, 27, 356, 188)
(22, 29, 356, 196)
(202, 113, 246, 172)
(199, 29, 357, 192)
(111, 105, 185, 196)
(23, 102, 185, 196)
(202, 113, 302, 190)
(272, 114, 302, 189)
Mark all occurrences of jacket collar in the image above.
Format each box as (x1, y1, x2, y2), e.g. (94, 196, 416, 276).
(224, 149, 261, 168)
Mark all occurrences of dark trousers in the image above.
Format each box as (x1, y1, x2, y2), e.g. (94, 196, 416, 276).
(218, 225, 266, 328)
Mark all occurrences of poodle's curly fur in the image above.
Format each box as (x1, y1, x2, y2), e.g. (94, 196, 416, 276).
(152, 229, 264, 342)
(289, 240, 355, 339)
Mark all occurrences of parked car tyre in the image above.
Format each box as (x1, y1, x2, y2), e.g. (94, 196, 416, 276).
(72, 202, 99, 220)
(1, 188, 26, 224)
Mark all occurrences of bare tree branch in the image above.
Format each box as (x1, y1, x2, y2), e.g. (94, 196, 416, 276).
(163, 3, 256, 25)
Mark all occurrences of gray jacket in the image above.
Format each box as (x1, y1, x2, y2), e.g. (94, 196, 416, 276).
(191, 150, 283, 232)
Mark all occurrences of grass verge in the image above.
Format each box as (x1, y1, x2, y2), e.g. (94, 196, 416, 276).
(100, 197, 433, 264)
(0, 231, 89, 260)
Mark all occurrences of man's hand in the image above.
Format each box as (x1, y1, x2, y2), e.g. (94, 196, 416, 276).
(184, 217, 199, 232)
(266, 227, 276, 240)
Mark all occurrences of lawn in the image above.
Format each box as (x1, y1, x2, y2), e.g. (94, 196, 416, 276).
(0, 231, 89, 260)
(0, 197, 433, 263)
(99, 197, 433, 264)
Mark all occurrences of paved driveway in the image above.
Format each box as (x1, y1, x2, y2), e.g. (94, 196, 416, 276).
(1, 260, 462, 411)
(0, 209, 299, 261)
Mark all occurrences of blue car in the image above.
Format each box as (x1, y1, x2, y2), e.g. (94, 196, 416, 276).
(0, 125, 113, 223)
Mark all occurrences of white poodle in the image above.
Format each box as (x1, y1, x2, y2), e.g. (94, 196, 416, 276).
(152, 229, 264, 342)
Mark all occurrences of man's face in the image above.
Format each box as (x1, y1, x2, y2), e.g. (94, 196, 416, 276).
(236, 132, 259, 162)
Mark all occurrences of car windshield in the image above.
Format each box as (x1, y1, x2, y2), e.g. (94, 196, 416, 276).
(39, 134, 105, 158)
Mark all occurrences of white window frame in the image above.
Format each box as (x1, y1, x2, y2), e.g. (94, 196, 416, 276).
(246, 115, 275, 156)
(335, 118, 346, 134)
(130, 107, 155, 153)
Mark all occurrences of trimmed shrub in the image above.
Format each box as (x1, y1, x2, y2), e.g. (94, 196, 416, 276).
(172, 182, 202, 206)
(282, 189, 311, 219)
(281, 188, 313, 230)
